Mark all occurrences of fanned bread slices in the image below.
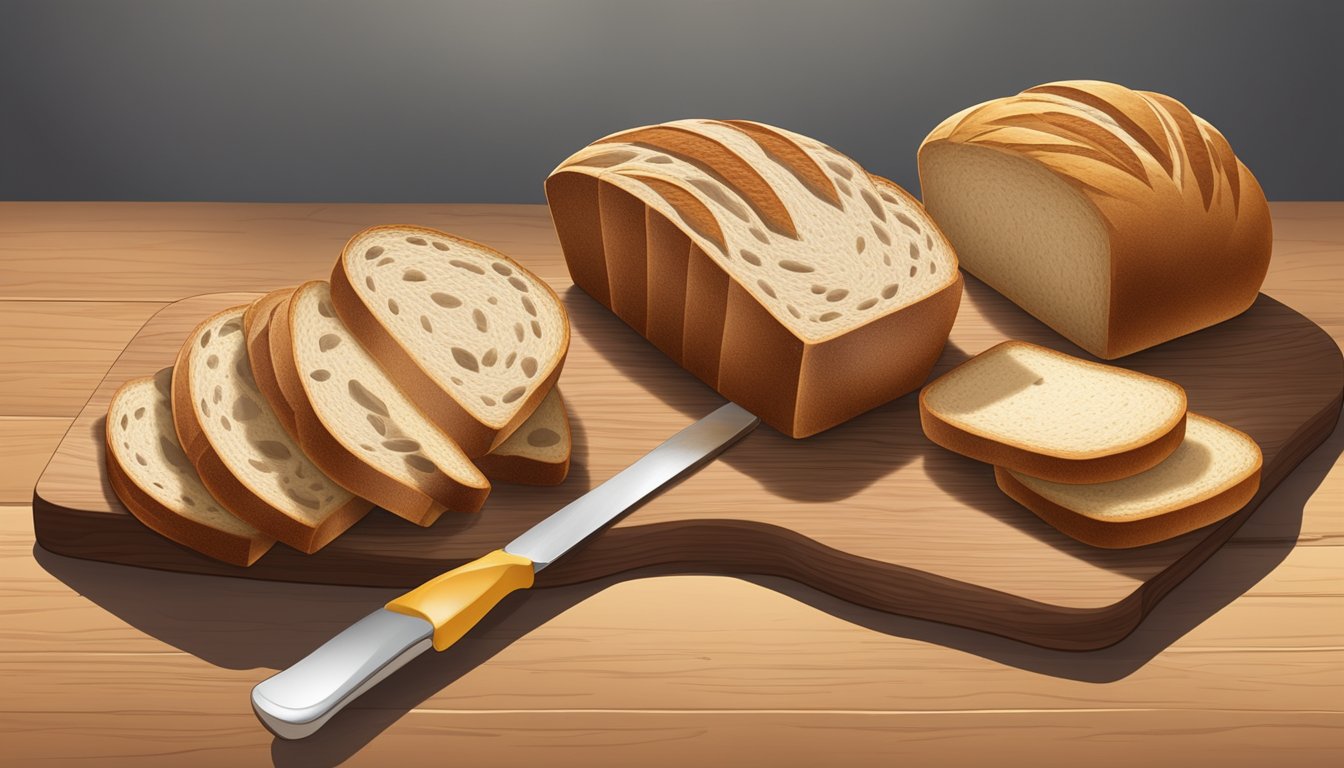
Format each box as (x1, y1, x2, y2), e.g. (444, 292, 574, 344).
(331, 226, 569, 457)
(997, 413, 1262, 548)
(172, 306, 372, 553)
(106, 368, 275, 566)
(918, 80, 1272, 359)
(243, 288, 296, 434)
(476, 387, 571, 486)
(920, 341, 1187, 483)
(266, 280, 491, 526)
(547, 119, 962, 438)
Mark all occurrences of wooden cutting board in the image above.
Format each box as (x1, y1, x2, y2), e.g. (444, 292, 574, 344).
(33, 278, 1343, 650)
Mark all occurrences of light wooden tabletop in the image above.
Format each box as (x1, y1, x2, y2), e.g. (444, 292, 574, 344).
(1, 202, 1340, 767)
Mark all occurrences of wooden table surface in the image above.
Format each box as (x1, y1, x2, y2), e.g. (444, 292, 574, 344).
(1, 202, 1340, 767)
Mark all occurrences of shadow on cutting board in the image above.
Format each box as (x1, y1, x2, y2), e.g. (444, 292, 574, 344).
(33, 416, 1337, 768)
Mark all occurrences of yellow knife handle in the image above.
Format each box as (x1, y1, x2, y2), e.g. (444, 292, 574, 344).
(384, 549, 535, 651)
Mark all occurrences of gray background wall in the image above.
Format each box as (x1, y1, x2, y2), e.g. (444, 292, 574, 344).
(1, 0, 1339, 202)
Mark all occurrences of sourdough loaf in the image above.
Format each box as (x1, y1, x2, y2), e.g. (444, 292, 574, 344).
(331, 226, 569, 457)
(997, 413, 1262, 547)
(172, 306, 372, 552)
(106, 368, 275, 566)
(920, 341, 1187, 483)
(547, 119, 962, 438)
(918, 80, 1272, 359)
(268, 281, 492, 526)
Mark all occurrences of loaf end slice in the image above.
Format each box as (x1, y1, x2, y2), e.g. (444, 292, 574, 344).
(331, 225, 569, 457)
(996, 413, 1262, 547)
(172, 306, 372, 552)
(919, 340, 1187, 483)
(476, 387, 571, 486)
(106, 369, 274, 566)
(269, 281, 492, 526)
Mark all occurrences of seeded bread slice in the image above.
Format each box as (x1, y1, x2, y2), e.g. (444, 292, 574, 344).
(243, 288, 297, 434)
(996, 413, 1262, 547)
(172, 306, 372, 552)
(268, 281, 492, 526)
(331, 225, 570, 457)
(476, 387, 571, 486)
(919, 341, 1187, 483)
(106, 368, 275, 566)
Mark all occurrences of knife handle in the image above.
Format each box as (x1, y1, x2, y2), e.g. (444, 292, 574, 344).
(384, 549, 536, 651)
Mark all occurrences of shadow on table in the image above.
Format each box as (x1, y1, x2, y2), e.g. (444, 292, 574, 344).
(33, 415, 1339, 768)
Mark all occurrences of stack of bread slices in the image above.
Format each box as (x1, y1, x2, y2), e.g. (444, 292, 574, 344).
(919, 341, 1263, 548)
(104, 225, 572, 566)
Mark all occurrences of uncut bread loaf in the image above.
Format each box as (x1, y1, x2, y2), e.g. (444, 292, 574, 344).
(172, 306, 372, 553)
(331, 226, 569, 457)
(919, 341, 1187, 483)
(106, 368, 275, 566)
(267, 280, 492, 526)
(918, 80, 1272, 359)
(997, 413, 1262, 548)
(547, 119, 963, 438)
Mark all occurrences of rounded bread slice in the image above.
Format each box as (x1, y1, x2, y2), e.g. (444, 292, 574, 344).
(476, 386, 571, 486)
(331, 225, 569, 457)
(268, 280, 492, 526)
(996, 412, 1262, 547)
(919, 340, 1187, 483)
(106, 368, 274, 566)
(172, 305, 371, 553)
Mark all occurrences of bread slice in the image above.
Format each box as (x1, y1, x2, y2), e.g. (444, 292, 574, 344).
(918, 80, 1272, 359)
(243, 288, 297, 434)
(330, 225, 569, 457)
(476, 386, 571, 485)
(996, 413, 1262, 547)
(172, 306, 372, 552)
(267, 280, 492, 526)
(919, 341, 1187, 483)
(547, 119, 963, 438)
(106, 368, 275, 566)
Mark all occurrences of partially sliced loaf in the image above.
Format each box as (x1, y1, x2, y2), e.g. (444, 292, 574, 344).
(476, 387, 571, 486)
(243, 288, 297, 434)
(919, 341, 1187, 483)
(330, 225, 569, 457)
(547, 119, 963, 438)
(268, 280, 492, 526)
(106, 368, 275, 566)
(996, 413, 1262, 547)
(172, 306, 372, 552)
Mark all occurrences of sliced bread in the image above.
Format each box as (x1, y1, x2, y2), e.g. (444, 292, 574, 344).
(267, 280, 492, 526)
(996, 413, 1262, 547)
(243, 288, 297, 434)
(919, 341, 1187, 483)
(476, 386, 571, 486)
(330, 225, 569, 457)
(106, 368, 275, 566)
(547, 119, 963, 438)
(172, 306, 372, 553)
(918, 80, 1271, 359)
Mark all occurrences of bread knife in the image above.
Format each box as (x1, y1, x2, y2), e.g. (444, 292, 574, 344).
(251, 402, 759, 739)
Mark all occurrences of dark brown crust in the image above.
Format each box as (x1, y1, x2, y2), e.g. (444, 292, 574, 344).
(170, 307, 372, 553)
(995, 463, 1262, 548)
(330, 225, 569, 458)
(918, 341, 1188, 483)
(476, 452, 570, 487)
(104, 384, 274, 567)
(270, 282, 490, 527)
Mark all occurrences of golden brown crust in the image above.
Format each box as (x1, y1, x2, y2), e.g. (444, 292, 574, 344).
(918, 79, 1272, 359)
(476, 452, 570, 487)
(269, 281, 490, 526)
(330, 225, 568, 458)
(245, 296, 296, 435)
(170, 307, 371, 553)
(104, 380, 274, 567)
(994, 463, 1262, 548)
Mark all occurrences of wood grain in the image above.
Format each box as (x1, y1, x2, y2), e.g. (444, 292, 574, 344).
(2, 202, 1341, 764)
(31, 276, 1344, 649)
(0, 418, 68, 503)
